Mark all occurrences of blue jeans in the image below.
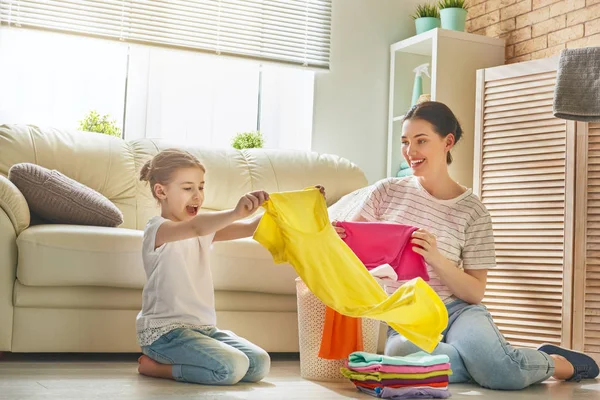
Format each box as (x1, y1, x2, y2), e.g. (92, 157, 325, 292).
(141, 327, 270, 385)
(385, 300, 555, 390)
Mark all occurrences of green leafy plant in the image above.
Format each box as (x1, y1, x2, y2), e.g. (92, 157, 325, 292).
(438, 0, 467, 9)
(231, 130, 265, 150)
(78, 110, 122, 138)
(412, 3, 440, 19)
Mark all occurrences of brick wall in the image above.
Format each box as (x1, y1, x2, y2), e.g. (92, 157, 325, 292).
(465, 0, 600, 63)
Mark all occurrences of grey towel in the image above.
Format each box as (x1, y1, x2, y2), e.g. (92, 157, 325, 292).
(553, 47, 600, 122)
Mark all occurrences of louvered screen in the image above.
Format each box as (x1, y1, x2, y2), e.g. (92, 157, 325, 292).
(479, 70, 569, 348)
(584, 122, 600, 360)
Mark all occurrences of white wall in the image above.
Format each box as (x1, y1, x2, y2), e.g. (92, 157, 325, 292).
(312, 0, 423, 184)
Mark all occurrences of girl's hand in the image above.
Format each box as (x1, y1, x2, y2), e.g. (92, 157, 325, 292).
(332, 220, 346, 238)
(411, 229, 444, 267)
(234, 190, 269, 219)
(315, 185, 326, 199)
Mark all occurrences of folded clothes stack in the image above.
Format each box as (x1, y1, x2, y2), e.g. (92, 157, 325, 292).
(341, 351, 452, 399)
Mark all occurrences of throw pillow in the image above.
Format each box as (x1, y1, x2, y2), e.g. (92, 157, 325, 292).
(8, 163, 123, 227)
(328, 185, 373, 222)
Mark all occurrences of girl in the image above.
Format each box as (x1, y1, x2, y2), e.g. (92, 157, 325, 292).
(135, 148, 314, 386)
(333, 102, 599, 390)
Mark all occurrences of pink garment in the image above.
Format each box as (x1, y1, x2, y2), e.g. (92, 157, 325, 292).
(339, 221, 429, 281)
(346, 361, 451, 374)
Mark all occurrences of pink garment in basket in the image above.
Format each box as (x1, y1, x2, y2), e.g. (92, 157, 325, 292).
(338, 221, 429, 281)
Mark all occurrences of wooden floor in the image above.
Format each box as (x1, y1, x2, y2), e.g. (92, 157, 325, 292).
(1, 353, 599, 399)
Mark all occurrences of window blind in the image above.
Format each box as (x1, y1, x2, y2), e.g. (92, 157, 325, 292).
(0, 0, 332, 69)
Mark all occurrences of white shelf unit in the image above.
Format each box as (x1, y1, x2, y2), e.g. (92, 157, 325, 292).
(387, 28, 505, 187)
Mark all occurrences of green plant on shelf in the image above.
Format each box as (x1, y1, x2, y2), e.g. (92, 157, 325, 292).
(231, 130, 265, 150)
(438, 0, 468, 9)
(412, 3, 440, 19)
(78, 110, 122, 138)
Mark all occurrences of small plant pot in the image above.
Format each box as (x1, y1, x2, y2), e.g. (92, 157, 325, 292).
(415, 17, 441, 35)
(440, 8, 468, 31)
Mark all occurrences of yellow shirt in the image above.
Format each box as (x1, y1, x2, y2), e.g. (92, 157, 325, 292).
(253, 188, 448, 353)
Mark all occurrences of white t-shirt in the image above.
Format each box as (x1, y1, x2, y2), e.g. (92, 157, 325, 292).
(359, 176, 496, 303)
(136, 216, 216, 346)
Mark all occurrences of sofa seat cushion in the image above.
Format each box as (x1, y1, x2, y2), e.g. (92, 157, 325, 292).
(13, 281, 143, 309)
(211, 237, 299, 295)
(17, 225, 300, 293)
(13, 281, 297, 312)
(17, 225, 146, 288)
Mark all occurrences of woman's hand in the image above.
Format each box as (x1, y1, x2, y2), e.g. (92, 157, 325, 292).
(412, 228, 487, 304)
(315, 185, 326, 199)
(411, 229, 444, 268)
(332, 220, 346, 239)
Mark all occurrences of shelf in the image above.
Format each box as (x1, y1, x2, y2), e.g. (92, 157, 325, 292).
(390, 29, 434, 56)
(386, 28, 506, 183)
(390, 28, 505, 56)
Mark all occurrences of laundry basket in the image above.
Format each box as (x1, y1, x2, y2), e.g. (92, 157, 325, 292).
(296, 278, 380, 381)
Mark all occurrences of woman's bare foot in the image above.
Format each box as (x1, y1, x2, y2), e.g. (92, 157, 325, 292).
(550, 355, 575, 380)
(138, 354, 174, 380)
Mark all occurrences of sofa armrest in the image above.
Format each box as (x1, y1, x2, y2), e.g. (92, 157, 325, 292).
(0, 206, 17, 351)
(0, 175, 30, 235)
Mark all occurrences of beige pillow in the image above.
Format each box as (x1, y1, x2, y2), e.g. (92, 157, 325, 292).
(8, 163, 123, 227)
(327, 185, 373, 222)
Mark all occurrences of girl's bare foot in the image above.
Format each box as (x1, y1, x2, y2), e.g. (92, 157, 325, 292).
(138, 354, 174, 380)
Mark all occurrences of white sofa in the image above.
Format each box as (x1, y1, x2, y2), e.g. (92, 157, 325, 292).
(0, 124, 369, 353)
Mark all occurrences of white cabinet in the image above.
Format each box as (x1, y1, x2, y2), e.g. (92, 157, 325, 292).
(387, 28, 505, 187)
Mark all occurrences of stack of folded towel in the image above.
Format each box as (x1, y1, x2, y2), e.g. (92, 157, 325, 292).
(341, 351, 452, 399)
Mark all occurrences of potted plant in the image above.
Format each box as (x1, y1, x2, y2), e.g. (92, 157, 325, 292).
(412, 3, 440, 35)
(79, 110, 122, 138)
(439, 0, 468, 32)
(231, 130, 265, 149)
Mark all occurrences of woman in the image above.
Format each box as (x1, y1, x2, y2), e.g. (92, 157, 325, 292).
(334, 101, 599, 390)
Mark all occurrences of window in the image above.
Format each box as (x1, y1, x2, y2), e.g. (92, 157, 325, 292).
(0, 27, 128, 131)
(0, 27, 315, 150)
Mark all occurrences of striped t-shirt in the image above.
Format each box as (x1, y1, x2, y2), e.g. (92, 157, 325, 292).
(358, 176, 496, 303)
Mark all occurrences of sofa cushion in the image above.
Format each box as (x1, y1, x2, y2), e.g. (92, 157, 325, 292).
(13, 281, 297, 312)
(17, 225, 146, 288)
(8, 163, 124, 227)
(16, 225, 300, 294)
(211, 238, 300, 295)
(327, 185, 372, 221)
(15, 197, 367, 293)
(1, 125, 368, 231)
